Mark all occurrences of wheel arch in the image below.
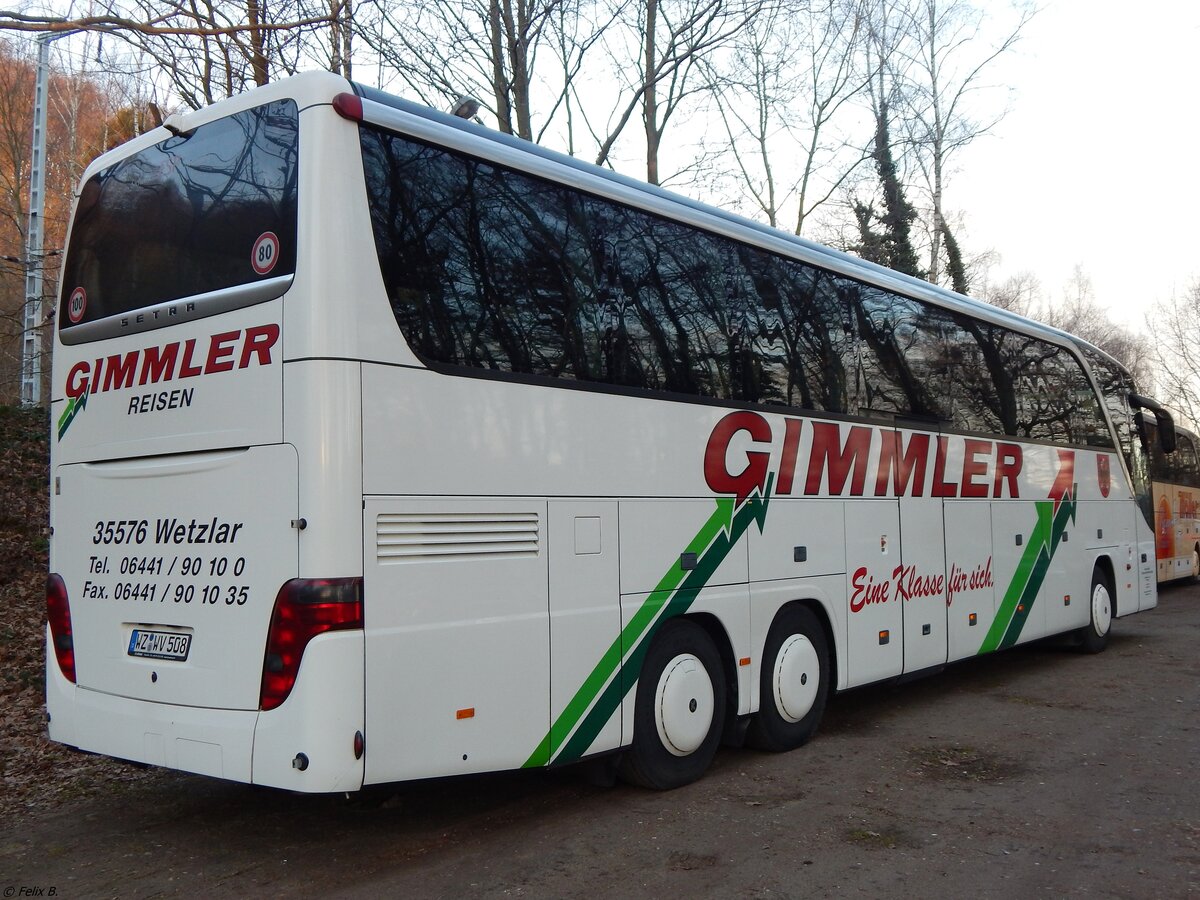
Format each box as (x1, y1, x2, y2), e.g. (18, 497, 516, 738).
(1092, 553, 1117, 616)
(766, 598, 839, 697)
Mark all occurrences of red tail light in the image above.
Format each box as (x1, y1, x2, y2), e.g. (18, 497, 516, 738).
(47, 573, 75, 683)
(332, 92, 363, 122)
(260, 577, 363, 711)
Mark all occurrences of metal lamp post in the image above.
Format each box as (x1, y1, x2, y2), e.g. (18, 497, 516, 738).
(21, 30, 76, 407)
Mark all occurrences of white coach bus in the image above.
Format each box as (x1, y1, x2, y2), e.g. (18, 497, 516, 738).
(46, 72, 1175, 792)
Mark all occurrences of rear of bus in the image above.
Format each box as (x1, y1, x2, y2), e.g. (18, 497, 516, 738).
(45, 72, 371, 792)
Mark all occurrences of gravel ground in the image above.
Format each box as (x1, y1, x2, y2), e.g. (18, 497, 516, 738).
(1, 578, 1196, 899)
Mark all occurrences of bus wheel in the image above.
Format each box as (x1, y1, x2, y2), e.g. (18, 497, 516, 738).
(746, 606, 830, 752)
(1077, 567, 1112, 654)
(619, 619, 725, 790)
(1191, 545, 1200, 583)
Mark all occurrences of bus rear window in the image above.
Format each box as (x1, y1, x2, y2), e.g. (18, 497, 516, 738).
(58, 99, 298, 340)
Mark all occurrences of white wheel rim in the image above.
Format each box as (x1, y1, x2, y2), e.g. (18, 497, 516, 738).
(654, 653, 715, 757)
(1091, 582, 1112, 637)
(773, 634, 820, 723)
(1192, 548, 1199, 578)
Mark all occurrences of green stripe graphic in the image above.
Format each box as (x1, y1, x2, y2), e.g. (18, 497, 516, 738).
(979, 493, 1077, 654)
(524, 478, 773, 768)
(56, 386, 89, 440)
(529, 462, 1079, 766)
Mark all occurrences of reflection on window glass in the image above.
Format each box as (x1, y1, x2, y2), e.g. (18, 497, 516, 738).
(738, 251, 851, 413)
(1085, 348, 1137, 455)
(360, 124, 1111, 450)
(854, 287, 954, 421)
(60, 100, 298, 327)
(1003, 340, 1111, 446)
(361, 126, 861, 411)
(1177, 434, 1200, 485)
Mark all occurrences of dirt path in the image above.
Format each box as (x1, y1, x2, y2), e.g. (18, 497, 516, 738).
(3, 585, 1198, 899)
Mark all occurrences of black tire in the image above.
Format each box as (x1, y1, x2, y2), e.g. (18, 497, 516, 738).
(619, 618, 726, 790)
(746, 606, 830, 752)
(1077, 567, 1112, 654)
(1191, 545, 1200, 584)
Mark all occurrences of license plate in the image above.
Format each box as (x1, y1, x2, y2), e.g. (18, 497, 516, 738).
(128, 629, 192, 661)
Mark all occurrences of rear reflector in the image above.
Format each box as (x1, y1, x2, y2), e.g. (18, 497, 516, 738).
(260, 577, 363, 711)
(332, 92, 363, 122)
(47, 573, 75, 683)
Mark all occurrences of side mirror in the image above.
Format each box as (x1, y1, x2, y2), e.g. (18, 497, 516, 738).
(1130, 394, 1177, 453)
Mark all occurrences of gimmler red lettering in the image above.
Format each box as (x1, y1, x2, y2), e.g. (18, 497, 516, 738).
(102, 351, 138, 392)
(138, 342, 179, 386)
(702, 415, 1026, 502)
(776, 417, 804, 496)
(806, 423, 872, 496)
(63, 325, 280, 399)
(874, 431, 930, 497)
(703, 411, 772, 504)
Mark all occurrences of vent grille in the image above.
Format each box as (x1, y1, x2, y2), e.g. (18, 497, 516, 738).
(377, 511, 540, 563)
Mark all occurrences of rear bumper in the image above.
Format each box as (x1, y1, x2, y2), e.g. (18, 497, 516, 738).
(47, 627, 365, 792)
(47, 636, 257, 783)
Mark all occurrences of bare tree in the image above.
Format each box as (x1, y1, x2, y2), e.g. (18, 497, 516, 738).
(0, 38, 123, 402)
(360, 0, 594, 141)
(1148, 283, 1200, 429)
(1045, 266, 1115, 345)
(589, 0, 759, 183)
(847, 0, 925, 269)
(859, 0, 913, 132)
(701, 0, 871, 233)
(543, 0, 617, 153)
(897, 0, 1030, 288)
(981, 263, 1152, 387)
(1, 2, 340, 109)
(328, 0, 353, 78)
(978, 268, 1040, 313)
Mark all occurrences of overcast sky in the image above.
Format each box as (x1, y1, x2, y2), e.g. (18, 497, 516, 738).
(951, 0, 1200, 333)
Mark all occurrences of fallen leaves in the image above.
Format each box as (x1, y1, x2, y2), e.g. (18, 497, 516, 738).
(0, 406, 162, 818)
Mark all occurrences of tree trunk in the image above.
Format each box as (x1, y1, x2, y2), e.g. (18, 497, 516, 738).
(939, 209, 967, 295)
(505, 0, 533, 140)
(246, 0, 268, 86)
(644, 0, 659, 185)
(488, 0, 514, 134)
(342, 0, 353, 79)
(926, 0, 942, 285)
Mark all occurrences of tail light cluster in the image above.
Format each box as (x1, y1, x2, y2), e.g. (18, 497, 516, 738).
(260, 577, 363, 711)
(46, 573, 76, 683)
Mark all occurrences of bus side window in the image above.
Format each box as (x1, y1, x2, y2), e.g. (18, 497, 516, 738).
(1143, 416, 1167, 477)
(851, 286, 947, 420)
(1177, 433, 1199, 486)
(738, 249, 854, 415)
(1004, 339, 1107, 446)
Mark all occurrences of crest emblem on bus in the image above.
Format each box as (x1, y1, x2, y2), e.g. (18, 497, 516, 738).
(1097, 454, 1111, 498)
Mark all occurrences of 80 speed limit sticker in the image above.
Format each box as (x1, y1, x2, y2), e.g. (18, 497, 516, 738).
(251, 231, 280, 275)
